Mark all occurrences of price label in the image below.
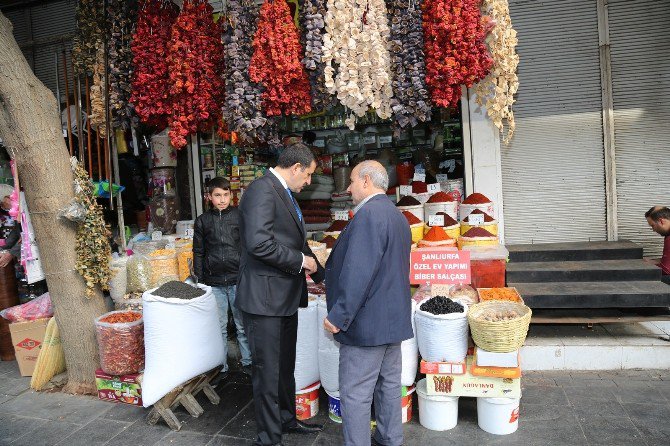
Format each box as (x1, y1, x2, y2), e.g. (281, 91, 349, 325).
(185, 228, 194, 237)
(413, 173, 426, 182)
(363, 135, 377, 145)
(166, 242, 175, 249)
(313, 139, 326, 148)
(414, 167, 426, 175)
(436, 174, 449, 183)
(334, 211, 349, 221)
(468, 214, 485, 225)
(427, 183, 441, 194)
(428, 215, 445, 227)
(379, 135, 392, 144)
(62, 129, 68, 138)
(151, 231, 163, 241)
(399, 185, 412, 196)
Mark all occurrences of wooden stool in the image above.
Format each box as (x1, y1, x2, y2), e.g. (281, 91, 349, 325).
(145, 367, 221, 431)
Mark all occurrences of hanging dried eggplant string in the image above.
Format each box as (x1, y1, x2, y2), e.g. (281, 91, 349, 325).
(299, 0, 335, 112)
(131, 0, 179, 130)
(222, 0, 280, 145)
(387, 0, 431, 131)
(322, 0, 394, 129)
(107, 0, 139, 130)
(72, 0, 105, 76)
(90, 41, 108, 138)
(473, 0, 519, 144)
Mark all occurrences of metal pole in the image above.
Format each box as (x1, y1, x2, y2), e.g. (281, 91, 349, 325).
(103, 0, 113, 210)
(75, 76, 85, 162)
(111, 136, 126, 252)
(62, 50, 73, 155)
(85, 77, 93, 177)
(54, 52, 60, 117)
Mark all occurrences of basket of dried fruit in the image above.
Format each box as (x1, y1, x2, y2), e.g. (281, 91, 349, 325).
(477, 287, 524, 304)
(467, 301, 532, 352)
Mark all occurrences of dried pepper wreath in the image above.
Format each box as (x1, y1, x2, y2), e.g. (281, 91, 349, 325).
(223, 0, 280, 144)
(71, 158, 111, 297)
(131, 0, 179, 129)
(249, 0, 312, 117)
(422, 0, 493, 108)
(167, 0, 225, 148)
(473, 0, 519, 143)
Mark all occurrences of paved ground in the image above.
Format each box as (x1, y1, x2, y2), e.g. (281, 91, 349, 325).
(1, 359, 670, 446)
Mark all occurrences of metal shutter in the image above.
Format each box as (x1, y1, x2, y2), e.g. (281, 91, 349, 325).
(609, 0, 670, 256)
(501, 0, 607, 244)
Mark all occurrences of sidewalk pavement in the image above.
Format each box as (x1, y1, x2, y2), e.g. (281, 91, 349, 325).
(1, 359, 670, 446)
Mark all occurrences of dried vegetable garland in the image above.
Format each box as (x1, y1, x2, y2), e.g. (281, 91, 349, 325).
(107, 0, 139, 129)
(299, 0, 335, 112)
(72, 0, 105, 75)
(89, 42, 108, 137)
(473, 0, 519, 144)
(250, 0, 312, 117)
(131, 0, 179, 129)
(322, 0, 394, 129)
(167, 0, 225, 148)
(422, 0, 493, 108)
(72, 158, 111, 297)
(387, 0, 431, 129)
(222, 0, 279, 144)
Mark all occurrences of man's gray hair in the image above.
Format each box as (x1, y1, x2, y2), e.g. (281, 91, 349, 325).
(357, 160, 389, 191)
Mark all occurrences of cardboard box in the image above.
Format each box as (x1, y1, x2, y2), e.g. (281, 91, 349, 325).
(475, 348, 520, 368)
(426, 356, 521, 398)
(95, 369, 143, 406)
(8, 318, 50, 376)
(420, 359, 467, 375)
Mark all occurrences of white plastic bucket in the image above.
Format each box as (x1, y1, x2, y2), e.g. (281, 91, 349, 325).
(477, 397, 520, 435)
(416, 378, 459, 431)
(397, 204, 424, 223)
(296, 381, 321, 420)
(424, 201, 458, 221)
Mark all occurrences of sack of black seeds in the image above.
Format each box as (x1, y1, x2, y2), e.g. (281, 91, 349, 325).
(415, 297, 469, 363)
(140, 283, 224, 407)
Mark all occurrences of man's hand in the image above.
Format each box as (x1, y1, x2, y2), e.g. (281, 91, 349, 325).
(0, 252, 13, 268)
(324, 317, 340, 334)
(303, 255, 317, 275)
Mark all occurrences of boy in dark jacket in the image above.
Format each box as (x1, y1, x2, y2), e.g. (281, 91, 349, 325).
(193, 177, 251, 376)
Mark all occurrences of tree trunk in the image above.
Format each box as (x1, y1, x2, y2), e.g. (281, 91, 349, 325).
(0, 13, 107, 394)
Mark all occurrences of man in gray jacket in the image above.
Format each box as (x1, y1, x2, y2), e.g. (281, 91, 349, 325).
(324, 161, 413, 446)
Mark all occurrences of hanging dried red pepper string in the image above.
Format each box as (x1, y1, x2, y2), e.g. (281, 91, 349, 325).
(422, 0, 493, 108)
(167, 0, 225, 148)
(249, 0, 312, 117)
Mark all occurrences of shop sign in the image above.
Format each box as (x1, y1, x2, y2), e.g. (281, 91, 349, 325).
(409, 249, 471, 285)
(427, 183, 441, 194)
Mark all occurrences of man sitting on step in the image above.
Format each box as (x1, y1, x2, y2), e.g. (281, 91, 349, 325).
(645, 206, 670, 284)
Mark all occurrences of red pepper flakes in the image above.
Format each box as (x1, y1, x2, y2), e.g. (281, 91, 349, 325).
(462, 227, 495, 238)
(327, 220, 349, 232)
(95, 311, 145, 375)
(100, 311, 142, 324)
(321, 235, 337, 249)
(423, 226, 453, 242)
(427, 191, 457, 203)
(462, 192, 492, 204)
(396, 196, 422, 207)
(412, 181, 428, 194)
(402, 211, 422, 225)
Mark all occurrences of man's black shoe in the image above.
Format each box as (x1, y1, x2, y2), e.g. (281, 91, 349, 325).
(282, 420, 323, 434)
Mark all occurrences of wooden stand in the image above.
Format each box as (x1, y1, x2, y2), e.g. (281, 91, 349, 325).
(146, 367, 221, 431)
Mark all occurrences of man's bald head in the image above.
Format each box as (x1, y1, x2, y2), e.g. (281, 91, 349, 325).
(348, 161, 389, 205)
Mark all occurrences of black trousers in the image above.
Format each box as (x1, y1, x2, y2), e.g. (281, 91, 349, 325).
(242, 310, 299, 446)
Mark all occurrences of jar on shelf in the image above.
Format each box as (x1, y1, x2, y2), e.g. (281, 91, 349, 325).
(149, 196, 179, 234)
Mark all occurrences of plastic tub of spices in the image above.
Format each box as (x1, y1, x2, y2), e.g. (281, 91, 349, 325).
(462, 245, 509, 289)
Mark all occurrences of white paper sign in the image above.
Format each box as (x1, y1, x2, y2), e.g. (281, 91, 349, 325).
(363, 135, 376, 144)
(427, 183, 441, 194)
(334, 211, 349, 221)
(313, 139, 326, 148)
(379, 135, 392, 144)
(468, 214, 485, 225)
(399, 185, 412, 196)
(413, 173, 426, 182)
(428, 215, 445, 227)
(414, 168, 426, 175)
(436, 174, 449, 183)
(151, 230, 163, 241)
(185, 228, 195, 237)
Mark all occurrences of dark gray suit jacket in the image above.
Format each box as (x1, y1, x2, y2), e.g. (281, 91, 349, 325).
(235, 172, 324, 316)
(325, 194, 413, 346)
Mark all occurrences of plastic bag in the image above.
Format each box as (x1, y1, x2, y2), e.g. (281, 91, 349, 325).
(415, 299, 469, 363)
(94, 310, 145, 375)
(109, 257, 129, 301)
(295, 300, 319, 390)
(0, 293, 53, 322)
(147, 249, 179, 288)
(449, 284, 479, 306)
(126, 255, 152, 293)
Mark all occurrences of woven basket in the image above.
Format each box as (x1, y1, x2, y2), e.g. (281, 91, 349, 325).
(467, 301, 532, 352)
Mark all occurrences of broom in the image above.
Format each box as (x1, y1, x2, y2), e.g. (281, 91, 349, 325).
(30, 318, 66, 390)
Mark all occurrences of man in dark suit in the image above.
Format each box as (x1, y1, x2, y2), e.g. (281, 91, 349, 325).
(324, 160, 413, 446)
(236, 143, 325, 446)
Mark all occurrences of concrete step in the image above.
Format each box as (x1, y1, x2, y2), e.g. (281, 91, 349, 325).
(507, 259, 661, 283)
(507, 241, 643, 263)
(509, 281, 670, 309)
